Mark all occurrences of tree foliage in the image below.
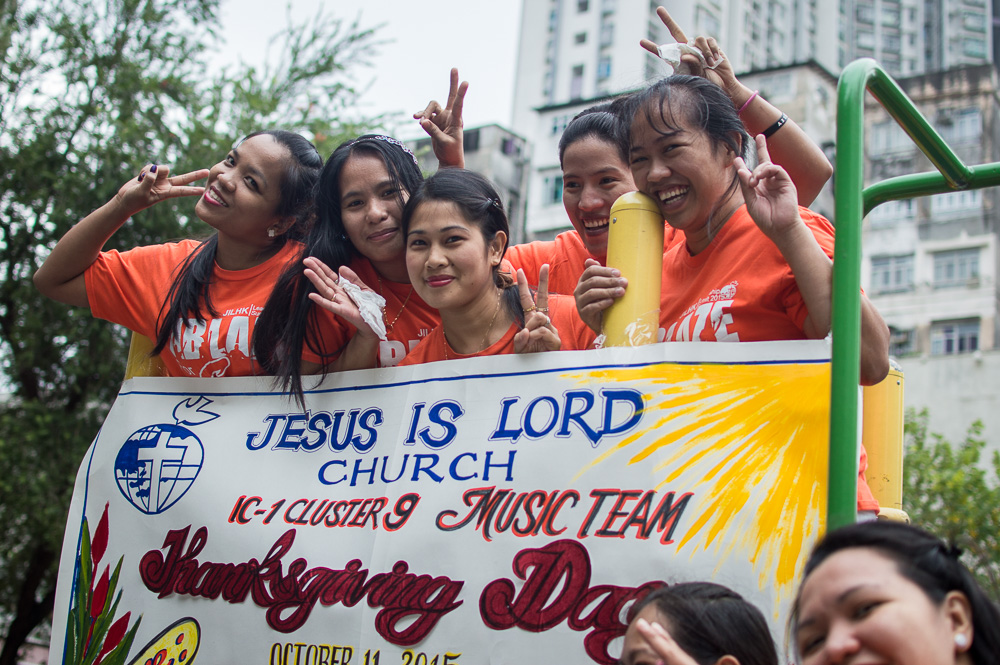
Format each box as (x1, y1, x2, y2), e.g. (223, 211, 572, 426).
(903, 408, 1000, 601)
(0, 1, 382, 661)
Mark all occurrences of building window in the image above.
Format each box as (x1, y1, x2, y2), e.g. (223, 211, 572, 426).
(574, 31, 587, 44)
(577, 0, 589, 11)
(930, 319, 979, 355)
(463, 128, 480, 153)
(857, 30, 876, 49)
(933, 247, 980, 288)
(936, 108, 981, 144)
(881, 5, 900, 25)
(856, 5, 874, 22)
(888, 327, 916, 356)
(963, 38, 987, 58)
(867, 198, 913, 226)
(570, 64, 584, 100)
(550, 113, 572, 136)
(597, 56, 612, 80)
(963, 10, 986, 31)
(501, 136, 521, 156)
(600, 19, 614, 46)
(929, 189, 981, 215)
(543, 175, 564, 205)
(870, 120, 911, 154)
(870, 254, 914, 293)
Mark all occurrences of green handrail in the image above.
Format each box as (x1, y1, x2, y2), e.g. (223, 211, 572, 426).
(831, 59, 1000, 529)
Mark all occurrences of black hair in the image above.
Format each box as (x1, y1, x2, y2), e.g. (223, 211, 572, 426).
(151, 129, 322, 358)
(792, 521, 1000, 665)
(557, 97, 632, 167)
(625, 582, 777, 665)
(252, 134, 424, 400)
(622, 75, 751, 237)
(401, 168, 524, 329)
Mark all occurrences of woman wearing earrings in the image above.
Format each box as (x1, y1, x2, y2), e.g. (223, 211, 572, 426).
(253, 70, 469, 397)
(792, 521, 1000, 665)
(33, 130, 322, 377)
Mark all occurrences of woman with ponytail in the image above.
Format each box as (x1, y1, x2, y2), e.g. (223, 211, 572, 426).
(33, 130, 322, 378)
(307, 169, 593, 365)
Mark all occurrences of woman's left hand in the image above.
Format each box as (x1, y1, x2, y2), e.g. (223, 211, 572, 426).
(304, 257, 383, 340)
(633, 618, 703, 665)
(514, 265, 561, 353)
(413, 68, 468, 169)
(735, 134, 802, 242)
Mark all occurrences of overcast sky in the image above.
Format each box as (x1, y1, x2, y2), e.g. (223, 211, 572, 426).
(215, 1, 523, 139)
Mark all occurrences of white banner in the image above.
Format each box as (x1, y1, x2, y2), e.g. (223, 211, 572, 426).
(50, 342, 829, 665)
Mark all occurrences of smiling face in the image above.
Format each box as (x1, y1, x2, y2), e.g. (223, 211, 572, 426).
(195, 134, 290, 247)
(629, 99, 740, 253)
(795, 548, 974, 665)
(405, 200, 505, 314)
(561, 135, 636, 259)
(338, 153, 409, 279)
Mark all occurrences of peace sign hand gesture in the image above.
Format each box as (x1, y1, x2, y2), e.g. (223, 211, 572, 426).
(413, 68, 468, 169)
(639, 7, 739, 96)
(514, 265, 561, 354)
(115, 164, 209, 218)
(735, 134, 801, 242)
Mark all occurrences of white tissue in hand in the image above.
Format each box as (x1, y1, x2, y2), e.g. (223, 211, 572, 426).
(657, 43, 722, 74)
(340, 279, 388, 341)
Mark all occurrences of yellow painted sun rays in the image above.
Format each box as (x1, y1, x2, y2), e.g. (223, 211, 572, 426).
(572, 360, 829, 597)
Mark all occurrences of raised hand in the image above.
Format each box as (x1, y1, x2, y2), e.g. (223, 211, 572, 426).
(734, 134, 801, 242)
(639, 7, 740, 96)
(514, 265, 561, 353)
(413, 68, 468, 169)
(574, 258, 627, 334)
(304, 257, 385, 340)
(632, 618, 703, 665)
(115, 164, 209, 218)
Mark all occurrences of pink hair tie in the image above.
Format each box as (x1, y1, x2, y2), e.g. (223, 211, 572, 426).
(737, 90, 759, 115)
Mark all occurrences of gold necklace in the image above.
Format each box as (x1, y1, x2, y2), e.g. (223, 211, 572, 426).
(444, 291, 503, 359)
(375, 271, 413, 334)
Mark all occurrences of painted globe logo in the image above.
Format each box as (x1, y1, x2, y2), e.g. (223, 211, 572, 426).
(114, 422, 205, 515)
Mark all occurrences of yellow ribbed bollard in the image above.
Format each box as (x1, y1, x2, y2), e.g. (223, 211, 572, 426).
(603, 192, 664, 346)
(124, 332, 166, 380)
(862, 361, 909, 522)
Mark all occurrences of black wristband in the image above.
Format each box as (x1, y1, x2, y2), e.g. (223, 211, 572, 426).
(762, 113, 789, 138)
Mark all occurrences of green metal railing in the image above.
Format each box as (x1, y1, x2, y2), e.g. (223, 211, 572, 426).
(828, 59, 1000, 528)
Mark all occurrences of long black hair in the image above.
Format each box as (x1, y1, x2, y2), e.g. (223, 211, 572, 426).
(401, 168, 523, 330)
(626, 582, 777, 665)
(622, 75, 750, 237)
(792, 521, 1000, 665)
(252, 135, 424, 399)
(152, 130, 322, 357)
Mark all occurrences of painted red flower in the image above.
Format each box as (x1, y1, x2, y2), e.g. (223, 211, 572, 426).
(91, 503, 109, 567)
(94, 612, 131, 665)
(91, 565, 110, 618)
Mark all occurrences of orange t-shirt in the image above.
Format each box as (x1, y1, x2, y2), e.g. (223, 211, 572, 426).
(304, 256, 442, 368)
(399, 293, 594, 366)
(508, 226, 680, 295)
(85, 239, 301, 378)
(657, 205, 878, 512)
(658, 206, 834, 342)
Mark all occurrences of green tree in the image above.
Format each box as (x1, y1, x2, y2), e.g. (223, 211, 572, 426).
(0, 2, 381, 662)
(903, 408, 1000, 600)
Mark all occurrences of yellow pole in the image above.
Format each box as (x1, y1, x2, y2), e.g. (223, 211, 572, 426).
(123, 333, 166, 380)
(862, 361, 909, 521)
(603, 192, 664, 347)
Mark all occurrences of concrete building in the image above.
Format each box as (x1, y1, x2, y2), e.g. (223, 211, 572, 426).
(861, 63, 1000, 443)
(407, 124, 532, 244)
